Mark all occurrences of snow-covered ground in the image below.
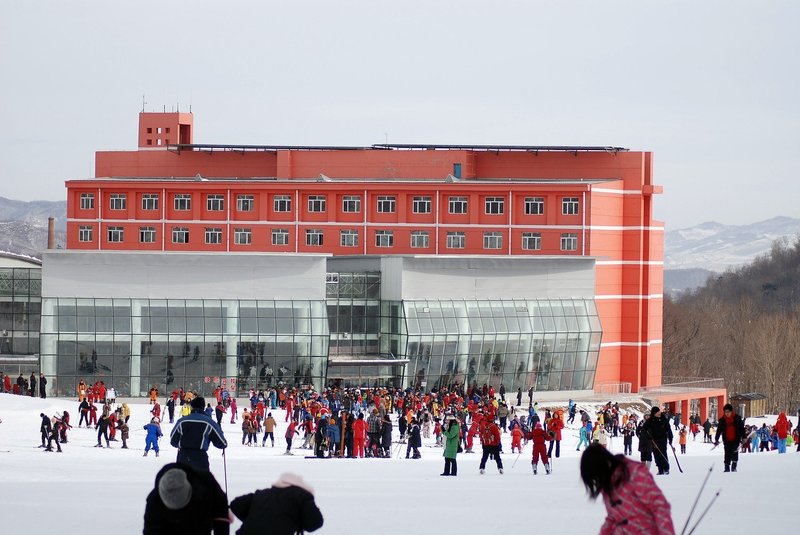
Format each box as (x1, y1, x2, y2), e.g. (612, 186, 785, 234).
(1, 394, 797, 534)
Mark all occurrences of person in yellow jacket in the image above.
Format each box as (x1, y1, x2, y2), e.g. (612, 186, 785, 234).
(181, 403, 191, 417)
(262, 412, 277, 447)
(121, 403, 131, 423)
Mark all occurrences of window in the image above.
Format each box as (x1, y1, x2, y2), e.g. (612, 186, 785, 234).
(561, 233, 578, 251)
(78, 225, 93, 242)
(273, 195, 292, 213)
(410, 230, 429, 248)
(139, 226, 156, 243)
(342, 196, 361, 213)
(377, 195, 396, 213)
(109, 193, 126, 210)
(174, 194, 191, 211)
(205, 227, 223, 244)
(305, 229, 323, 246)
(522, 232, 541, 251)
(412, 196, 432, 214)
(524, 197, 544, 215)
(446, 231, 465, 249)
(340, 229, 359, 247)
(107, 226, 124, 243)
(141, 193, 159, 211)
(448, 196, 468, 214)
(79, 193, 94, 210)
(234, 228, 252, 245)
(172, 227, 189, 244)
(272, 228, 290, 246)
(237, 194, 254, 212)
(485, 197, 505, 215)
(375, 230, 394, 247)
(308, 195, 326, 213)
(562, 197, 579, 215)
(483, 231, 503, 250)
(207, 194, 225, 212)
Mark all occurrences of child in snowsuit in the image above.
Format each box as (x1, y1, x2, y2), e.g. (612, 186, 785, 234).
(510, 426, 523, 453)
(117, 418, 129, 449)
(577, 421, 591, 451)
(528, 422, 551, 475)
(679, 427, 688, 454)
(143, 417, 162, 456)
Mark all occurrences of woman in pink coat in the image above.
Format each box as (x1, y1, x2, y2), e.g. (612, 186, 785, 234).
(581, 443, 674, 534)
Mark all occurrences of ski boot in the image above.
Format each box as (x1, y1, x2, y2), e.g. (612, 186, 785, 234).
(143, 451, 148, 456)
(545, 463, 551, 475)
(532, 465, 537, 475)
(479, 468, 485, 475)
(499, 468, 504, 474)
(731, 462, 737, 472)
(723, 463, 730, 472)
(155, 451, 159, 457)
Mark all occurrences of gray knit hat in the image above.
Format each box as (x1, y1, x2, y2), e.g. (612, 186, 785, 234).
(158, 468, 192, 510)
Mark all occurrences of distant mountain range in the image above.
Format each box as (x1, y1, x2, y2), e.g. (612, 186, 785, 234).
(1, 196, 798, 294)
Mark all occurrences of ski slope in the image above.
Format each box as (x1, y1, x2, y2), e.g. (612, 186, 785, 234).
(0, 394, 796, 534)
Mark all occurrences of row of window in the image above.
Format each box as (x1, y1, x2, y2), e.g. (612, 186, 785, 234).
(79, 192, 579, 216)
(79, 225, 578, 251)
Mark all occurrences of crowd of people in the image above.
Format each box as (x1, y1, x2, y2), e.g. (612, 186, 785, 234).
(1, 371, 47, 398)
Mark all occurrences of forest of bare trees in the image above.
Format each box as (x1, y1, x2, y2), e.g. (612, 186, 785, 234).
(663, 236, 800, 413)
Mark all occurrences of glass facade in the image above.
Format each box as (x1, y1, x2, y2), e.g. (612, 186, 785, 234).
(40, 298, 328, 398)
(0, 267, 41, 355)
(397, 299, 601, 392)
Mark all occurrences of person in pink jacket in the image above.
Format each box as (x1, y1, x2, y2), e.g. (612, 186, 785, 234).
(581, 443, 675, 535)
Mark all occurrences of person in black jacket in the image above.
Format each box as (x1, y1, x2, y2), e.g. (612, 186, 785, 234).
(715, 403, 746, 472)
(406, 418, 422, 459)
(170, 397, 227, 471)
(143, 463, 230, 535)
(39, 413, 51, 448)
(231, 472, 323, 535)
(640, 407, 673, 475)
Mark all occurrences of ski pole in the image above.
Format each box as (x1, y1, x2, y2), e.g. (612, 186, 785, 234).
(222, 449, 228, 497)
(681, 465, 713, 535)
(670, 444, 684, 473)
(686, 489, 721, 535)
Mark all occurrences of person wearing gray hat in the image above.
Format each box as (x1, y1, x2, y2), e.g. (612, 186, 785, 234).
(143, 463, 230, 535)
(170, 396, 228, 471)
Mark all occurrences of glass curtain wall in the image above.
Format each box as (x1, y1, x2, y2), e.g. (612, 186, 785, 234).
(399, 299, 601, 392)
(40, 298, 328, 397)
(326, 272, 381, 357)
(0, 267, 41, 355)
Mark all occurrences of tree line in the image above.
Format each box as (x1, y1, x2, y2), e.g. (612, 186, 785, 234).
(663, 236, 800, 414)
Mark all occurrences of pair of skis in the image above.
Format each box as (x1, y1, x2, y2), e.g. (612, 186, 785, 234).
(681, 465, 721, 535)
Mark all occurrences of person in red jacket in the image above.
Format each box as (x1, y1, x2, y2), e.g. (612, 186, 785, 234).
(353, 413, 367, 458)
(528, 422, 551, 475)
(88, 402, 98, 426)
(547, 412, 565, 458)
(478, 418, 503, 474)
(510, 425, 523, 453)
(581, 444, 675, 535)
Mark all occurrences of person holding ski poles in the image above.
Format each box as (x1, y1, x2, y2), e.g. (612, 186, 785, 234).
(580, 443, 675, 534)
(527, 422, 551, 475)
(714, 403, 745, 472)
(641, 406, 673, 475)
(169, 396, 227, 471)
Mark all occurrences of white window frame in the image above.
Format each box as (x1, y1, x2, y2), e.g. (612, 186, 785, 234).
(272, 228, 290, 246)
(174, 194, 191, 211)
(139, 226, 156, 243)
(236, 194, 254, 212)
(79, 193, 94, 210)
(273, 195, 292, 213)
(78, 225, 93, 242)
(522, 232, 542, 251)
(234, 228, 252, 245)
(448, 196, 468, 214)
(107, 226, 124, 242)
(484, 197, 505, 215)
(109, 193, 126, 211)
(141, 193, 159, 211)
(205, 227, 223, 244)
(562, 197, 579, 216)
(410, 230, 429, 248)
(446, 231, 465, 249)
(376, 195, 396, 214)
(307, 195, 326, 213)
(172, 227, 189, 244)
(305, 229, 324, 246)
(375, 230, 394, 247)
(483, 231, 503, 250)
(560, 233, 578, 251)
(342, 196, 361, 213)
(412, 196, 432, 214)
(340, 229, 359, 247)
(524, 197, 544, 215)
(207, 194, 225, 212)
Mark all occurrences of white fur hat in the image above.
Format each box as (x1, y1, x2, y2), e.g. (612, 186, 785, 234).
(273, 472, 314, 495)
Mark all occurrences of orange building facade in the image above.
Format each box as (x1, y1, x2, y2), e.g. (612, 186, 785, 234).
(63, 112, 665, 395)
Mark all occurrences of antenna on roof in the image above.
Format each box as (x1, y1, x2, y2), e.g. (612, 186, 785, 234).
(142, 94, 146, 112)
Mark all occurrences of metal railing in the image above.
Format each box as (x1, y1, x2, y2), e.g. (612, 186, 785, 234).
(639, 377, 725, 393)
(594, 382, 632, 395)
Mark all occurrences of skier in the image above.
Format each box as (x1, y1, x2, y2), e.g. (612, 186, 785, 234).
(78, 399, 90, 427)
(441, 417, 460, 476)
(117, 417, 130, 449)
(622, 422, 635, 455)
(380, 414, 392, 458)
(95, 412, 111, 448)
(679, 426, 688, 454)
(580, 443, 675, 534)
(143, 417, 163, 457)
(230, 398, 238, 424)
(547, 411, 564, 458)
(230, 472, 323, 535)
(170, 396, 228, 471)
(527, 422, 551, 475)
(166, 397, 176, 424)
(405, 417, 421, 459)
(641, 407, 673, 474)
(714, 403, 745, 472)
(284, 418, 299, 455)
(478, 416, 503, 474)
(352, 413, 367, 458)
(39, 413, 52, 448)
(262, 412, 277, 447)
(46, 414, 63, 452)
(214, 402, 226, 426)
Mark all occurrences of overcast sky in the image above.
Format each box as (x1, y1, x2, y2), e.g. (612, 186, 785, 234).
(1, 1, 797, 229)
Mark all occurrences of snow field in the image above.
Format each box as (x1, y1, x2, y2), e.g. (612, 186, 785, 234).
(1, 394, 797, 534)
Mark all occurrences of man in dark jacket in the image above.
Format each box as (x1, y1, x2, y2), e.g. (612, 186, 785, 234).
(715, 403, 746, 472)
(39, 413, 51, 448)
(39, 373, 47, 398)
(143, 463, 230, 535)
(231, 472, 323, 535)
(170, 396, 227, 471)
(641, 406, 673, 475)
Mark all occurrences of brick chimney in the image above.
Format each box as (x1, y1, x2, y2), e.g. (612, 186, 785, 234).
(47, 217, 56, 249)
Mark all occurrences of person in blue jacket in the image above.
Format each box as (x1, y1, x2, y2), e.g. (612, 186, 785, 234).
(325, 416, 341, 457)
(143, 417, 163, 457)
(170, 396, 228, 471)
